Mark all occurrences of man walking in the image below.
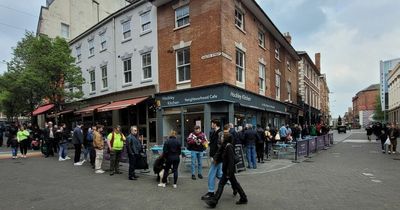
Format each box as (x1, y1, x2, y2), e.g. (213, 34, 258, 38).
(126, 126, 141, 180)
(204, 124, 247, 208)
(72, 122, 84, 166)
(388, 123, 399, 154)
(201, 120, 222, 200)
(93, 124, 105, 174)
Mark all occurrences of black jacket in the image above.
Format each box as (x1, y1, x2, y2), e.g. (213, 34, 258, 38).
(209, 128, 222, 157)
(256, 128, 265, 144)
(127, 134, 142, 156)
(388, 128, 399, 140)
(163, 136, 181, 160)
(244, 129, 260, 145)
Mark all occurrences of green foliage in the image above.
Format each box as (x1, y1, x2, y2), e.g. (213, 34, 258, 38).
(0, 32, 84, 118)
(373, 93, 384, 122)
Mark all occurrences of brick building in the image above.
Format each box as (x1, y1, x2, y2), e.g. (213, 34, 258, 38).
(320, 74, 330, 124)
(352, 84, 379, 127)
(151, 0, 300, 142)
(388, 63, 400, 124)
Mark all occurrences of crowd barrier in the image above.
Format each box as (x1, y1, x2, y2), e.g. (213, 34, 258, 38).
(293, 133, 334, 162)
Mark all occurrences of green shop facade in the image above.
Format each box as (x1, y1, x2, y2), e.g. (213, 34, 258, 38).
(156, 83, 288, 145)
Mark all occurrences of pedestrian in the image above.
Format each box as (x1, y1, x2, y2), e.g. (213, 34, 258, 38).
(126, 126, 141, 180)
(388, 123, 399, 154)
(366, 124, 373, 140)
(310, 124, 317, 136)
(57, 124, 70, 161)
(187, 125, 207, 180)
(107, 125, 126, 176)
(159, 130, 182, 188)
(279, 124, 288, 142)
(0, 123, 4, 147)
(204, 124, 248, 208)
(83, 125, 96, 167)
(43, 121, 56, 157)
(256, 124, 265, 163)
(264, 126, 273, 161)
(93, 124, 105, 174)
(72, 122, 84, 166)
(243, 124, 259, 169)
(17, 125, 30, 158)
(201, 120, 223, 199)
(8, 130, 18, 159)
(228, 123, 238, 145)
(235, 126, 244, 145)
(301, 124, 309, 139)
(379, 126, 388, 154)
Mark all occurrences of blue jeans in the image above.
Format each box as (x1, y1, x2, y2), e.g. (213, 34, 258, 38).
(191, 151, 203, 175)
(246, 145, 257, 169)
(59, 143, 68, 159)
(207, 161, 222, 192)
(11, 147, 17, 157)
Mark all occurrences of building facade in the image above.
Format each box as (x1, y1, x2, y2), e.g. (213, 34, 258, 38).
(352, 84, 379, 127)
(152, 0, 300, 143)
(319, 73, 330, 124)
(297, 52, 322, 125)
(379, 58, 400, 115)
(37, 0, 129, 40)
(66, 0, 159, 143)
(388, 63, 400, 124)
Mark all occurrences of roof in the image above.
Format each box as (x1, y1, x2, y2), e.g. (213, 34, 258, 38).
(32, 104, 54, 116)
(363, 84, 380, 92)
(297, 51, 321, 75)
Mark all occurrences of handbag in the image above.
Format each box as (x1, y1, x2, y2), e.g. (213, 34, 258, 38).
(384, 138, 391, 145)
(274, 133, 280, 140)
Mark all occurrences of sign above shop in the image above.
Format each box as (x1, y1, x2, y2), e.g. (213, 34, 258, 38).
(157, 84, 286, 113)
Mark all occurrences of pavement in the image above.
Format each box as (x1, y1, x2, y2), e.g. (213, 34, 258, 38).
(1, 129, 400, 210)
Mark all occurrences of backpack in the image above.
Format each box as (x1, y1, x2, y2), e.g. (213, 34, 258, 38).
(86, 131, 93, 142)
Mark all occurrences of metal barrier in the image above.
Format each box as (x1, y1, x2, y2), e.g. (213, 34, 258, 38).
(293, 133, 334, 162)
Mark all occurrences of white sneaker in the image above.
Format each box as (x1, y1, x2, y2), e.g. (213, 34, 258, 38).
(59, 157, 66, 161)
(95, 170, 105, 174)
(158, 183, 166, 188)
(393, 151, 396, 154)
(74, 162, 82, 166)
(65, 156, 71, 160)
(81, 159, 86, 164)
(173, 184, 177, 189)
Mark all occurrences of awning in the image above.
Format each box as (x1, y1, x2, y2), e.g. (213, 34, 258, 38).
(97, 97, 148, 112)
(74, 103, 108, 115)
(57, 110, 74, 116)
(32, 104, 54, 116)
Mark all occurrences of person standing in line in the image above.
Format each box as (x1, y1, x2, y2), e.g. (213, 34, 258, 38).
(126, 126, 141, 180)
(243, 124, 259, 169)
(204, 124, 248, 208)
(17, 125, 30, 158)
(72, 122, 84, 166)
(310, 124, 317, 136)
(57, 124, 70, 161)
(264, 126, 273, 161)
(279, 124, 288, 143)
(388, 123, 399, 154)
(44, 122, 56, 157)
(0, 123, 4, 147)
(187, 125, 207, 180)
(93, 124, 105, 174)
(159, 130, 182, 188)
(107, 125, 126, 176)
(228, 123, 238, 145)
(201, 120, 223, 199)
(255, 124, 265, 163)
(83, 125, 96, 167)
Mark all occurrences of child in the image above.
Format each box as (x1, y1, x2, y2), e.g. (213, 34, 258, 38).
(7, 136, 18, 159)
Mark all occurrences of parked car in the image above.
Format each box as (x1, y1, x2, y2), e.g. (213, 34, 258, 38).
(337, 125, 347, 133)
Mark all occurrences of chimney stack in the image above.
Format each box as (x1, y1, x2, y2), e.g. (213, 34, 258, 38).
(283, 32, 292, 44)
(315, 53, 321, 72)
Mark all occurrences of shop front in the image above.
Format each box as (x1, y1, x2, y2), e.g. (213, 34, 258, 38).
(156, 83, 288, 145)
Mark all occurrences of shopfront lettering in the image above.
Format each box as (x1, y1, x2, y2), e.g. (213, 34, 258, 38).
(230, 92, 251, 102)
(261, 103, 276, 110)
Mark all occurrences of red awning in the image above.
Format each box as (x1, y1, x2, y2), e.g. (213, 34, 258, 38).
(32, 104, 54, 116)
(57, 110, 74, 115)
(97, 97, 148, 112)
(74, 103, 108, 115)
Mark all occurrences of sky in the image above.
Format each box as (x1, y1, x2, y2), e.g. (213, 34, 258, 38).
(1, 0, 400, 119)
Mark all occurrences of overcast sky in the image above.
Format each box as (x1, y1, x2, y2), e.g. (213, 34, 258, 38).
(1, 0, 400, 118)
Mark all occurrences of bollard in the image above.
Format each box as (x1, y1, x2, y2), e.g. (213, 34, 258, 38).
(292, 140, 300, 163)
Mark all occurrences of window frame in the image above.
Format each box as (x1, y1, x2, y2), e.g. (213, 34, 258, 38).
(101, 65, 108, 89)
(89, 70, 96, 92)
(140, 11, 151, 32)
(258, 30, 265, 48)
(175, 5, 190, 28)
(275, 45, 280, 60)
(235, 49, 245, 83)
(76, 46, 81, 61)
(100, 33, 106, 50)
(258, 63, 266, 92)
(88, 39, 94, 56)
(287, 81, 292, 101)
(123, 59, 132, 84)
(122, 20, 131, 40)
(142, 52, 152, 80)
(235, 9, 244, 30)
(176, 47, 191, 83)
(61, 23, 69, 39)
(275, 73, 281, 100)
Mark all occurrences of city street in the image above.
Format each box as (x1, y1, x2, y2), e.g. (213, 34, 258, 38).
(1, 130, 399, 210)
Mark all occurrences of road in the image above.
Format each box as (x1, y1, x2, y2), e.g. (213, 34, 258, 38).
(0, 129, 399, 210)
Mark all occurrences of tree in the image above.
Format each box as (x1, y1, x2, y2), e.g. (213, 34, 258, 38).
(373, 94, 384, 122)
(0, 32, 84, 119)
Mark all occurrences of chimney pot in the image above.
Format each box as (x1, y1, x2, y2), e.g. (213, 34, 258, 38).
(315, 53, 321, 72)
(284, 32, 292, 44)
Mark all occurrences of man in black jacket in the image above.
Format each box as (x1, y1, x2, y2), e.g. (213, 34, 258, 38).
(201, 120, 222, 200)
(204, 124, 247, 208)
(127, 126, 142, 180)
(244, 124, 260, 169)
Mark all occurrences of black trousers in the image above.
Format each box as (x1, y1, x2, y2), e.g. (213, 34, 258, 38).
(213, 173, 247, 204)
(128, 154, 138, 178)
(162, 158, 180, 184)
(110, 150, 122, 173)
(256, 142, 264, 161)
(53, 139, 59, 153)
(46, 138, 54, 156)
(19, 140, 28, 155)
(0, 134, 3, 146)
(74, 144, 81, 163)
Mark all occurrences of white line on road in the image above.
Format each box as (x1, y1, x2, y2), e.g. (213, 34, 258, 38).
(362, 173, 374, 176)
